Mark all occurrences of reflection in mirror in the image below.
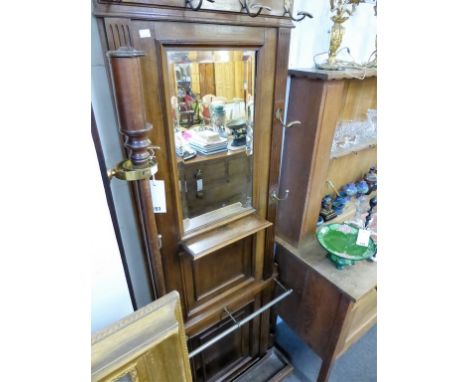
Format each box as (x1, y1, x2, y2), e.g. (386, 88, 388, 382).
(167, 49, 256, 232)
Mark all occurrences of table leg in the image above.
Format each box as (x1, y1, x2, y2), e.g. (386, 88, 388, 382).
(316, 296, 352, 382)
(317, 355, 335, 382)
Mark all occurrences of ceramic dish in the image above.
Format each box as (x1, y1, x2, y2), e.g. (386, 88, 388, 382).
(316, 223, 376, 269)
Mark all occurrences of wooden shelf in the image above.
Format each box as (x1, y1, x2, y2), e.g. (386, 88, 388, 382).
(289, 67, 377, 81)
(182, 215, 272, 260)
(233, 347, 293, 382)
(330, 141, 376, 160)
(178, 148, 250, 165)
(324, 191, 377, 226)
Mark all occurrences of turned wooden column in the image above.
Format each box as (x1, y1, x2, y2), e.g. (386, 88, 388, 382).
(107, 47, 166, 298)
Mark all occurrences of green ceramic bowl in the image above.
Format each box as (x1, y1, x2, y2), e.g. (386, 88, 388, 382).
(316, 223, 376, 269)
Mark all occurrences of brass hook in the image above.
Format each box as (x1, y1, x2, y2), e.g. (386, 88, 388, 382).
(239, 0, 272, 17)
(271, 189, 289, 202)
(186, 0, 215, 11)
(275, 108, 302, 129)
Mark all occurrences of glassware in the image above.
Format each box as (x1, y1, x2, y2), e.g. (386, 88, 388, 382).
(367, 109, 377, 131)
(348, 194, 368, 228)
(210, 103, 226, 137)
(330, 112, 377, 157)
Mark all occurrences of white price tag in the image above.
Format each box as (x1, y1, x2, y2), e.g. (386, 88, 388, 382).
(150, 180, 166, 213)
(356, 229, 371, 247)
(196, 179, 203, 192)
(139, 29, 151, 38)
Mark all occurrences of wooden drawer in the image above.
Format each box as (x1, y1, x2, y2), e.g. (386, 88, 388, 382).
(342, 288, 377, 352)
(98, 0, 290, 17)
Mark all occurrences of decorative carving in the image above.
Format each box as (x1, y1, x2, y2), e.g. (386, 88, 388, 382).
(92, 300, 164, 344)
(104, 19, 133, 50)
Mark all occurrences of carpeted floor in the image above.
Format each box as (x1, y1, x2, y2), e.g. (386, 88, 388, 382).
(275, 318, 376, 382)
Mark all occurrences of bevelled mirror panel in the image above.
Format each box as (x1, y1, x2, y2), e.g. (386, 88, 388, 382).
(167, 49, 256, 232)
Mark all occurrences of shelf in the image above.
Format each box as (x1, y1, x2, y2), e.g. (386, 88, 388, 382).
(323, 191, 377, 226)
(178, 148, 251, 166)
(330, 141, 376, 160)
(183, 204, 254, 236)
(182, 215, 272, 260)
(233, 347, 293, 382)
(289, 67, 377, 81)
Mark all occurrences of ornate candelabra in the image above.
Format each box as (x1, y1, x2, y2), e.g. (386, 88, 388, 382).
(315, 0, 376, 71)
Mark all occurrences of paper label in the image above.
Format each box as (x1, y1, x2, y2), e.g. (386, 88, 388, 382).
(356, 229, 371, 247)
(196, 179, 203, 192)
(139, 29, 151, 38)
(150, 180, 166, 213)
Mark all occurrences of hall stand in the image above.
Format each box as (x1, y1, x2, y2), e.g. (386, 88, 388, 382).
(93, 0, 312, 380)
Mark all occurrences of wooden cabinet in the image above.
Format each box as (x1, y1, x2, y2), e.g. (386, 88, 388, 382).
(93, 1, 296, 380)
(276, 68, 377, 245)
(276, 236, 377, 382)
(274, 68, 377, 381)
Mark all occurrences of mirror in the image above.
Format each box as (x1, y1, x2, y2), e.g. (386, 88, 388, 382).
(167, 49, 256, 232)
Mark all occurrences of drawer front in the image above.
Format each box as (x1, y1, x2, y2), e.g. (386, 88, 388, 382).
(343, 288, 377, 350)
(181, 235, 255, 319)
(99, 0, 291, 17)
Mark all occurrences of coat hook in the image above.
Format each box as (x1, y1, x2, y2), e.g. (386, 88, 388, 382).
(186, 0, 215, 11)
(283, 0, 313, 21)
(271, 189, 289, 201)
(239, 0, 272, 17)
(275, 108, 302, 129)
